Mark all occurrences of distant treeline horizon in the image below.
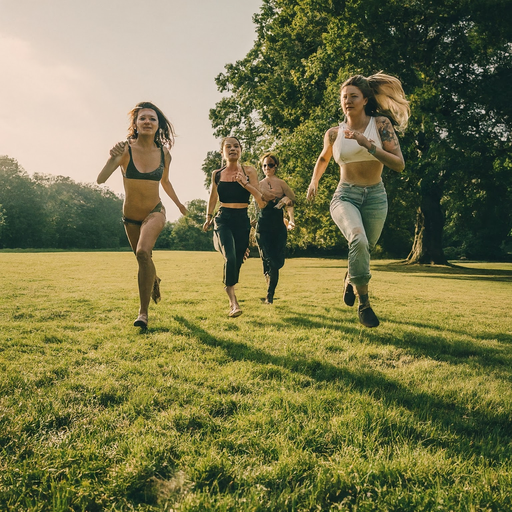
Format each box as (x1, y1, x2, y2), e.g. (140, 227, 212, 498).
(0, 156, 213, 253)
(1, 154, 511, 260)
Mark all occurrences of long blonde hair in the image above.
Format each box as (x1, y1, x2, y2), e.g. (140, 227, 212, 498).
(341, 72, 410, 131)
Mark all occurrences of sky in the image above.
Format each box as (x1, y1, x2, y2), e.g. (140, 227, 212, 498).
(0, 0, 262, 221)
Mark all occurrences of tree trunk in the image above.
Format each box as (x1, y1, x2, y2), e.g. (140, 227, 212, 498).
(406, 182, 448, 264)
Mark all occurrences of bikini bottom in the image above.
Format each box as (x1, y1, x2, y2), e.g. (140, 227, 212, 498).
(122, 202, 165, 226)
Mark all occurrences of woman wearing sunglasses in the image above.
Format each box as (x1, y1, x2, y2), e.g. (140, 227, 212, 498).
(256, 153, 296, 304)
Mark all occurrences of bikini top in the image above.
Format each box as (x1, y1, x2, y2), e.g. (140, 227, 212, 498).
(215, 167, 251, 204)
(123, 145, 164, 181)
(332, 116, 382, 165)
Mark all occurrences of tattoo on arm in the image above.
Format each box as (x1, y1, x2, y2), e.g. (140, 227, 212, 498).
(328, 128, 338, 146)
(378, 118, 399, 148)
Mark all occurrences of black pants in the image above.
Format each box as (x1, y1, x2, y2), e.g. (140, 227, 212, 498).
(214, 208, 251, 287)
(256, 223, 287, 299)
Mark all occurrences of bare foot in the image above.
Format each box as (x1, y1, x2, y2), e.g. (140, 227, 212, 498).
(228, 306, 242, 318)
(134, 314, 148, 328)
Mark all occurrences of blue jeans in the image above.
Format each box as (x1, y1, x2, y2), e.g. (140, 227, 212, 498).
(330, 181, 388, 287)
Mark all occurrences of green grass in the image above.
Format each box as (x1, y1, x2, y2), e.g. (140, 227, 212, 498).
(1, 251, 511, 511)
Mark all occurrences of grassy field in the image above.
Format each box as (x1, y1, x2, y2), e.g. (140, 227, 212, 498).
(0, 251, 511, 511)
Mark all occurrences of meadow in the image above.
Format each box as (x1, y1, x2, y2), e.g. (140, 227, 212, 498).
(0, 251, 511, 511)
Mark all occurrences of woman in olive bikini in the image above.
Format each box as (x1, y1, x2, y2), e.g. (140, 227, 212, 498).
(97, 101, 187, 328)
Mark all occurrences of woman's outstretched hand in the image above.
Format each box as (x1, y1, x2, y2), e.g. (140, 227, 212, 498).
(344, 129, 370, 148)
(202, 217, 213, 232)
(235, 169, 249, 188)
(306, 182, 317, 201)
(274, 196, 292, 210)
(109, 141, 127, 158)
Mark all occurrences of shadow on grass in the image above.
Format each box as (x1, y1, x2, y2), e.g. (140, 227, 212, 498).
(387, 316, 512, 345)
(281, 308, 512, 370)
(374, 327, 512, 371)
(375, 261, 512, 281)
(173, 315, 512, 463)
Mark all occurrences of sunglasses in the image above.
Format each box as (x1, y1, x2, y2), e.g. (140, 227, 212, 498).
(263, 163, 276, 168)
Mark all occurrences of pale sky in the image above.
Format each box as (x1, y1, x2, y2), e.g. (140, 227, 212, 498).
(0, 0, 262, 221)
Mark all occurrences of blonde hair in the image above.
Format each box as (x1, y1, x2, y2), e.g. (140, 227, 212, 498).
(341, 72, 410, 131)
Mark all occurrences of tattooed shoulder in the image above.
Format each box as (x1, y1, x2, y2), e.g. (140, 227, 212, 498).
(327, 127, 339, 145)
(376, 116, 398, 145)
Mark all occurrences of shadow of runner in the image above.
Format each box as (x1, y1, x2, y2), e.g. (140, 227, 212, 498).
(375, 261, 512, 280)
(173, 315, 512, 463)
(280, 309, 512, 372)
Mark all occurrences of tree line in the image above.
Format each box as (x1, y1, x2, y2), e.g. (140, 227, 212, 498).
(0, 156, 212, 251)
(203, 0, 512, 262)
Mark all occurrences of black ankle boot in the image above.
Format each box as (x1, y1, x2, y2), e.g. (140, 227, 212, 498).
(358, 301, 379, 328)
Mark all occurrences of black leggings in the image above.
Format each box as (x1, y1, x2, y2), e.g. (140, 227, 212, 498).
(213, 208, 251, 287)
(256, 224, 287, 299)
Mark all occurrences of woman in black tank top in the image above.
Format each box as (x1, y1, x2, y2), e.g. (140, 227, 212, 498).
(97, 102, 188, 329)
(203, 136, 272, 317)
(256, 153, 296, 304)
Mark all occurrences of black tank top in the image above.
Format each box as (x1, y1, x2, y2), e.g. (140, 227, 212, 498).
(123, 146, 164, 181)
(215, 167, 251, 203)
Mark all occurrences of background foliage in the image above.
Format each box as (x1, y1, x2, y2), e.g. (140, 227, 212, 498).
(204, 0, 512, 261)
(0, 156, 211, 252)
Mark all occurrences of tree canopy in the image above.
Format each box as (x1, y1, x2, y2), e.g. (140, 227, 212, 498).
(205, 0, 512, 261)
(0, 156, 212, 252)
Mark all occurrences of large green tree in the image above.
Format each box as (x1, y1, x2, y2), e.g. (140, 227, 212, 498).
(206, 0, 512, 262)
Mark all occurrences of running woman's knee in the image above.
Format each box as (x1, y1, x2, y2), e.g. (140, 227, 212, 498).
(136, 247, 152, 264)
(350, 228, 368, 248)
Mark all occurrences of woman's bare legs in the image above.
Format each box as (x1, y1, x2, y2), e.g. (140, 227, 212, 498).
(124, 212, 165, 325)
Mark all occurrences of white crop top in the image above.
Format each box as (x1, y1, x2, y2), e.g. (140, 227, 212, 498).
(332, 116, 382, 165)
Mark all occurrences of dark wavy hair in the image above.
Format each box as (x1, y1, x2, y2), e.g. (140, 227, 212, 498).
(127, 101, 176, 148)
(341, 73, 410, 131)
(219, 136, 243, 165)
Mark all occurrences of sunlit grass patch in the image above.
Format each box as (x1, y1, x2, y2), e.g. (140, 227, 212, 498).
(1, 252, 511, 510)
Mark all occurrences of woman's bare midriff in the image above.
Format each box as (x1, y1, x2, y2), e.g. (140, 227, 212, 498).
(123, 178, 161, 220)
(340, 161, 384, 187)
(219, 202, 249, 209)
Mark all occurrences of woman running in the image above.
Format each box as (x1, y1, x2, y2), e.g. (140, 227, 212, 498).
(307, 73, 410, 327)
(256, 152, 295, 304)
(97, 101, 187, 328)
(203, 136, 270, 317)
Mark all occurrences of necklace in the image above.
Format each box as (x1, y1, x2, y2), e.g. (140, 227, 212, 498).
(345, 116, 370, 132)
